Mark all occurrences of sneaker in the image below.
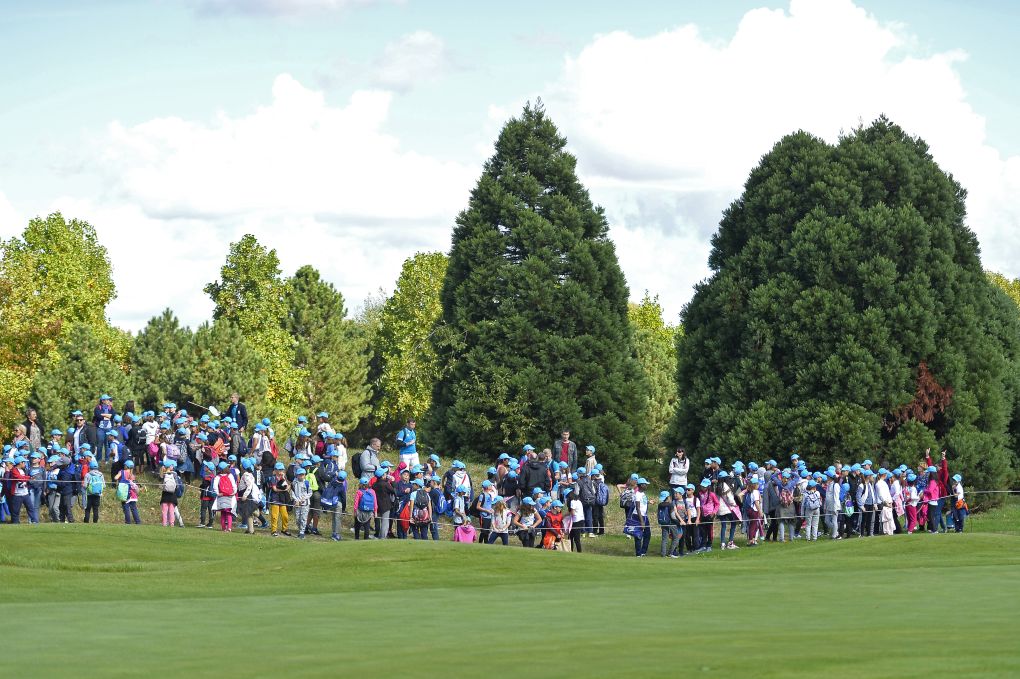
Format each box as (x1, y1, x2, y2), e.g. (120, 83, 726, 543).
(298, 533, 305, 539)
(272, 532, 279, 537)
(282, 531, 292, 537)
(729, 542, 739, 550)
(196, 524, 206, 528)
(703, 546, 712, 553)
(331, 534, 341, 542)
(669, 554, 679, 559)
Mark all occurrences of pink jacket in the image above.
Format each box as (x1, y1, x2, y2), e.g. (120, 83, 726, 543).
(698, 490, 720, 516)
(923, 479, 940, 504)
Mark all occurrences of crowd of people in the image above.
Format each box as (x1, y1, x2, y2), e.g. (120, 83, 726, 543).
(1, 395, 972, 558)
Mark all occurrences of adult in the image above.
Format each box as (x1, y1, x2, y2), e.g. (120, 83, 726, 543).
(225, 393, 248, 431)
(396, 418, 419, 469)
(359, 438, 382, 477)
(520, 445, 550, 492)
(668, 447, 690, 489)
(553, 430, 577, 472)
(92, 394, 117, 462)
(70, 410, 98, 457)
(22, 408, 44, 450)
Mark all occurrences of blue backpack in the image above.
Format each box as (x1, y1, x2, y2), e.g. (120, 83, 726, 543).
(657, 502, 673, 526)
(358, 489, 376, 512)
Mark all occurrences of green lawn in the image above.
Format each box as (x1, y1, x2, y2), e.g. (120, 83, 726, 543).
(2, 500, 1019, 678)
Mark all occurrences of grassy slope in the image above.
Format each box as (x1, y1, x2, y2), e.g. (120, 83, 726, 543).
(2, 502, 1019, 678)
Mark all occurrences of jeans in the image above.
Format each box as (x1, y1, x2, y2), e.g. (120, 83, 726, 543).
(122, 501, 141, 524)
(582, 503, 593, 533)
(429, 518, 440, 541)
(805, 508, 819, 539)
(238, 498, 256, 532)
(592, 504, 605, 535)
(200, 499, 214, 526)
(355, 518, 372, 539)
(84, 494, 101, 523)
(861, 506, 875, 536)
(375, 510, 390, 539)
(634, 517, 651, 556)
(953, 504, 967, 532)
(569, 527, 583, 552)
(8, 494, 38, 523)
(936, 498, 947, 531)
(927, 503, 938, 532)
(29, 487, 43, 518)
(779, 518, 795, 541)
(518, 529, 536, 548)
(487, 531, 509, 545)
(660, 525, 680, 557)
(765, 510, 778, 541)
(699, 516, 715, 548)
(411, 522, 429, 540)
(47, 493, 61, 522)
(718, 514, 738, 545)
(323, 503, 342, 537)
(477, 517, 492, 543)
(294, 504, 309, 535)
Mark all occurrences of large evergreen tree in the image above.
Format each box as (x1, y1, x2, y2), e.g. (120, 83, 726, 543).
(428, 103, 647, 475)
(283, 265, 372, 431)
(628, 294, 681, 458)
(129, 309, 195, 411)
(29, 323, 133, 429)
(672, 118, 1020, 494)
(184, 320, 268, 415)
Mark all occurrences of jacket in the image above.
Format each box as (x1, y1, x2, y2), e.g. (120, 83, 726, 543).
(668, 456, 690, 486)
(373, 476, 395, 513)
(521, 459, 551, 492)
(553, 439, 577, 471)
(577, 476, 596, 504)
(290, 477, 312, 505)
(359, 448, 380, 475)
(225, 402, 248, 430)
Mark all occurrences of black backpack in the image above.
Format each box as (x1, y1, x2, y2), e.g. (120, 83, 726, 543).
(414, 491, 429, 510)
(351, 453, 363, 479)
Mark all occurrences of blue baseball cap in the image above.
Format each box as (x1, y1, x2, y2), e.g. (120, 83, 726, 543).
(952, 474, 962, 482)
(498, 453, 510, 460)
(522, 444, 535, 452)
(457, 485, 469, 493)
(550, 500, 563, 508)
(274, 462, 286, 470)
(907, 473, 917, 481)
(317, 412, 329, 419)
(217, 461, 228, 470)
(359, 476, 369, 484)
(412, 479, 424, 487)
(297, 416, 307, 423)
(296, 467, 306, 475)
(807, 480, 817, 488)
(522, 496, 536, 506)
(261, 418, 271, 426)
(700, 478, 711, 487)
(658, 491, 669, 501)
(926, 466, 937, 473)
(585, 445, 596, 452)
(748, 477, 760, 485)
(637, 477, 649, 485)
(124, 460, 135, 468)
(718, 470, 729, 478)
(481, 480, 492, 488)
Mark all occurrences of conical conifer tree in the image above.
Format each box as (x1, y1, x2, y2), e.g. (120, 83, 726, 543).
(671, 118, 1020, 495)
(428, 103, 647, 476)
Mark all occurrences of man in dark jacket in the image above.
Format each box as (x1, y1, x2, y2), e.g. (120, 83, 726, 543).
(520, 445, 551, 492)
(56, 460, 77, 522)
(577, 468, 596, 536)
(225, 393, 248, 431)
(70, 411, 98, 456)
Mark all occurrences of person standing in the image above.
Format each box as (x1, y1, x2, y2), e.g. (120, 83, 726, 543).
(668, 447, 690, 490)
(92, 394, 116, 463)
(632, 478, 651, 557)
(225, 393, 248, 431)
(23, 408, 44, 451)
(951, 473, 967, 532)
(359, 438, 382, 478)
(553, 430, 577, 473)
(396, 419, 419, 469)
(269, 462, 292, 537)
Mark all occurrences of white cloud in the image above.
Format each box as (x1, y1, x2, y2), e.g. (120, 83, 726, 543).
(0, 192, 23, 238)
(369, 31, 453, 92)
(544, 0, 1020, 319)
(83, 74, 475, 331)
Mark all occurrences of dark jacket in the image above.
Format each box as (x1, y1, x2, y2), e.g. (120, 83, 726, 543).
(552, 439, 577, 471)
(225, 402, 248, 430)
(72, 424, 98, 454)
(521, 459, 551, 492)
(374, 477, 395, 513)
(577, 476, 596, 504)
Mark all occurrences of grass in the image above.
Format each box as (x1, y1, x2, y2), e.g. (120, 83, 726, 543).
(2, 494, 1019, 678)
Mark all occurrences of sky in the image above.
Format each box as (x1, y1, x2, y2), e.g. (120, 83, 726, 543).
(1, 0, 1018, 331)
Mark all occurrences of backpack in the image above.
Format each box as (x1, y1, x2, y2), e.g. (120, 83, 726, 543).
(116, 481, 130, 502)
(619, 488, 634, 509)
(469, 492, 485, 518)
(351, 453, 363, 480)
(434, 491, 449, 516)
(779, 488, 794, 508)
(164, 473, 178, 494)
(656, 502, 673, 526)
(87, 474, 104, 496)
(412, 491, 430, 524)
(357, 489, 376, 513)
(174, 473, 186, 499)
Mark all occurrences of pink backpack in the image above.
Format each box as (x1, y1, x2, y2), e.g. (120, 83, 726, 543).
(453, 524, 476, 543)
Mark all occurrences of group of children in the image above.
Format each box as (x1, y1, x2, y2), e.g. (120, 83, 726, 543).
(2, 400, 973, 561)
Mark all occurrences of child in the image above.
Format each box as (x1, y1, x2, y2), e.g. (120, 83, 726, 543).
(542, 500, 566, 550)
(82, 465, 105, 523)
(159, 460, 180, 527)
(269, 462, 292, 536)
(951, 474, 967, 533)
(923, 466, 940, 534)
(657, 490, 679, 558)
(696, 478, 719, 552)
(671, 486, 690, 556)
(488, 497, 512, 546)
(904, 473, 919, 533)
(745, 477, 762, 546)
(290, 466, 311, 538)
(115, 460, 142, 524)
(353, 476, 377, 540)
(237, 459, 260, 534)
(568, 492, 584, 553)
(592, 469, 609, 535)
(513, 496, 540, 547)
(803, 480, 822, 541)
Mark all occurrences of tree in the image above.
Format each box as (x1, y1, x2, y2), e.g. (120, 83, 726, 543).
(129, 309, 195, 412)
(428, 103, 648, 476)
(988, 271, 1020, 308)
(283, 265, 372, 431)
(183, 320, 268, 416)
(29, 323, 133, 430)
(0, 213, 119, 433)
(204, 235, 302, 417)
(374, 252, 448, 428)
(629, 293, 681, 457)
(671, 118, 1020, 497)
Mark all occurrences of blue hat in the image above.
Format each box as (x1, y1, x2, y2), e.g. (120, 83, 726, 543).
(672, 486, 685, 494)
(952, 474, 962, 482)
(532, 487, 543, 495)
(124, 460, 135, 468)
(557, 462, 568, 470)
(926, 466, 937, 473)
(507, 471, 518, 479)
(570, 473, 578, 480)
(718, 470, 729, 478)
(807, 480, 817, 488)
(197, 433, 208, 441)
(254, 423, 266, 432)
(748, 462, 759, 471)
(766, 459, 777, 466)
(317, 412, 329, 419)
(498, 453, 510, 460)
(301, 461, 311, 468)
(323, 449, 334, 457)
(50, 429, 62, 436)
(711, 456, 722, 464)
(522, 496, 536, 506)
(298, 428, 311, 437)
(431, 474, 440, 482)
(338, 471, 348, 480)
(176, 427, 188, 436)
(748, 477, 760, 485)
(522, 444, 535, 452)
(274, 462, 286, 470)
(637, 477, 649, 485)
(704, 458, 712, 464)
(457, 485, 469, 493)
(230, 423, 239, 429)
(15, 440, 27, 448)
(381, 461, 393, 468)
(261, 418, 271, 426)
(453, 460, 466, 469)
(200, 415, 210, 423)
(825, 470, 836, 478)
(576, 468, 587, 475)
(113, 414, 122, 423)
(164, 460, 177, 469)
(585, 445, 596, 452)
(686, 483, 696, 490)
(630, 473, 639, 480)
(47, 455, 61, 464)
(700, 478, 711, 487)
(878, 468, 888, 475)
(295, 453, 307, 461)
(80, 443, 92, 450)
(782, 471, 791, 478)
(863, 470, 875, 477)
(791, 454, 800, 461)
(228, 455, 237, 461)
(429, 453, 439, 463)
(159, 422, 170, 430)
(412, 479, 424, 487)
(375, 469, 384, 477)
(551, 500, 564, 508)
(799, 471, 809, 479)
(841, 482, 850, 492)
(241, 459, 254, 470)
(297, 416, 308, 423)
(658, 491, 670, 501)
(412, 465, 424, 474)
(907, 473, 917, 482)
(851, 464, 862, 472)
(481, 480, 492, 488)
(296, 467, 306, 475)
(359, 476, 369, 484)
(217, 461, 228, 470)
(311, 455, 322, 463)
(863, 459, 873, 466)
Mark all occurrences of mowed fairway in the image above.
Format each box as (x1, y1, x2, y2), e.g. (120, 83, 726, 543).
(2, 507, 1019, 679)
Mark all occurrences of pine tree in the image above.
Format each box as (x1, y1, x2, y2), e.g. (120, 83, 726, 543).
(672, 118, 1020, 495)
(629, 294, 681, 458)
(283, 265, 372, 431)
(129, 309, 195, 412)
(29, 323, 133, 429)
(428, 103, 648, 476)
(184, 320, 268, 415)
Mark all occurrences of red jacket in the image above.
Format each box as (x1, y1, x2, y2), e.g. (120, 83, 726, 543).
(925, 452, 949, 496)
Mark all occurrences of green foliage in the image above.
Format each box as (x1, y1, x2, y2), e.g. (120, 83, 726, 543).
(987, 271, 1020, 308)
(374, 252, 448, 427)
(0, 213, 120, 433)
(29, 323, 132, 428)
(184, 320, 268, 416)
(428, 103, 648, 475)
(204, 234, 302, 416)
(129, 309, 195, 411)
(672, 118, 1020, 494)
(283, 264, 372, 432)
(628, 293, 681, 456)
